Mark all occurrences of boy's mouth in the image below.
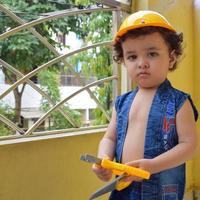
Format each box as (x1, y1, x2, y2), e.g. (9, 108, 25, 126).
(137, 71, 150, 77)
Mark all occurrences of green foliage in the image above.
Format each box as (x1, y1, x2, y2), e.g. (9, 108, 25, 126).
(0, 0, 82, 130)
(38, 69, 81, 130)
(0, 103, 15, 136)
(0, 0, 114, 131)
(38, 69, 60, 103)
(92, 82, 113, 125)
(0, 32, 54, 75)
(68, 10, 113, 124)
(50, 108, 81, 129)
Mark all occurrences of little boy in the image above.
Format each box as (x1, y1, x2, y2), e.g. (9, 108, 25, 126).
(92, 10, 198, 200)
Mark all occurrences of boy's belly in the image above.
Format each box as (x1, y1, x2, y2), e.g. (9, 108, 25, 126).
(121, 89, 156, 164)
(121, 121, 146, 163)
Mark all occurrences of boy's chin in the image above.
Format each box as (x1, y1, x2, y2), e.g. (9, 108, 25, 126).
(137, 79, 165, 89)
(138, 82, 160, 89)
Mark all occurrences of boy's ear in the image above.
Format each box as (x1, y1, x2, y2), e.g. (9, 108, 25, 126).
(169, 50, 177, 70)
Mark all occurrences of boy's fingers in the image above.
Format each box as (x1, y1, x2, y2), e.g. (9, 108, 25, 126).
(92, 163, 101, 169)
(96, 169, 112, 182)
(125, 160, 140, 167)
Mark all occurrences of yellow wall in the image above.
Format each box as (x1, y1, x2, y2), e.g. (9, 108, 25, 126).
(193, 0, 200, 189)
(0, 130, 109, 200)
(131, 0, 200, 192)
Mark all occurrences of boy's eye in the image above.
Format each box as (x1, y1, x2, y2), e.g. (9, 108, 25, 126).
(148, 52, 159, 57)
(127, 55, 137, 61)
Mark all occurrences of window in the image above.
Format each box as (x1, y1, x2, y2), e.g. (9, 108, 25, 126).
(0, 0, 128, 137)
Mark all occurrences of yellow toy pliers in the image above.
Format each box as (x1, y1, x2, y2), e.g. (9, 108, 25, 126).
(80, 154, 150, 200)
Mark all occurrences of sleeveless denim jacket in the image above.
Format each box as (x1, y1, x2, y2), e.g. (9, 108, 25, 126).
(109, 80, 198, 200)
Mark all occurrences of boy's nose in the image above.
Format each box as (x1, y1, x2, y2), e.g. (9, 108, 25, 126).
(138, 60, 150, 69)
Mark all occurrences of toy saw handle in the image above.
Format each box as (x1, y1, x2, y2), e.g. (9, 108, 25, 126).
(101, 159, 150, 191)
(101, 159, 150, 179)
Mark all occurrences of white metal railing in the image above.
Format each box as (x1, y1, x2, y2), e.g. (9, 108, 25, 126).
(0, 1, 127, 137)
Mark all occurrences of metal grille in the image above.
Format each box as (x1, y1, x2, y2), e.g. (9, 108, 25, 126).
(0, 1, 127, 137)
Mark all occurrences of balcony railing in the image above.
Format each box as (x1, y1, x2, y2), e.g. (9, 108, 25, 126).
(0, 1, 128, 137)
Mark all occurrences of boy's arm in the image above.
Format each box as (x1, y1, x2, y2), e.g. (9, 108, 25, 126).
(151, 99, 198, 173)
(92, 108, 117, 182)
(125, 99, 198, 177)
(98, 107, 117, 160)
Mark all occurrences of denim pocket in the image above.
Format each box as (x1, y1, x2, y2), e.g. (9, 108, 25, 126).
(142, 178, 159, 199)
(162, 184, 178, 200)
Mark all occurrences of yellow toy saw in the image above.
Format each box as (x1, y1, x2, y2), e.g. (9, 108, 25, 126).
(80, 154, 150, 200)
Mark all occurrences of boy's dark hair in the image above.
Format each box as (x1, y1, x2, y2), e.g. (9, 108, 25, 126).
(113, 26, 183, 71)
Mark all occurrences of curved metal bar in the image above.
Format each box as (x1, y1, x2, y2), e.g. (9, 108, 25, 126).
(0, 6, 118, 40)
(0, 59, 79, 127)
(94, 0, 131, 12)
(0, 4, 113, 121)
(61, 62, 112, 121)
(25, 75, 117, 135)
(0, 114, 25, 134)
(0, 41, 112, 100)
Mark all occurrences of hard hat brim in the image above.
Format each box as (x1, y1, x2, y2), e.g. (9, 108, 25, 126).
(115, 23, 176, 38)
(114, 10, 177, 41)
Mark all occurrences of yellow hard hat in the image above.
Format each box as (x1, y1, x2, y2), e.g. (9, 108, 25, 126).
(115, 10, 176, 39)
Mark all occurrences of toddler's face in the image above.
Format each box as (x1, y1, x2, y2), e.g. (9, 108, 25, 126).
(122, 32, 176, 89)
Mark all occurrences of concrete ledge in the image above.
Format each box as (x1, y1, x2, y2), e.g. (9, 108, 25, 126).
(0, 126, 107, 145)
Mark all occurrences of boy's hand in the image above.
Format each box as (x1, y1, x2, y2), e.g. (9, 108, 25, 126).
(92, 163, 113, 182)
(122, 159, 154, 182)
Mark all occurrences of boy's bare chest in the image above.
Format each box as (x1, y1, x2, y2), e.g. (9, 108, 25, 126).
(122, 90, 156, 163)
(129, 91, 155, 122)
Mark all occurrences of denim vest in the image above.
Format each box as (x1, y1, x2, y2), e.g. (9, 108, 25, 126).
(109, 80, 198, 200)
